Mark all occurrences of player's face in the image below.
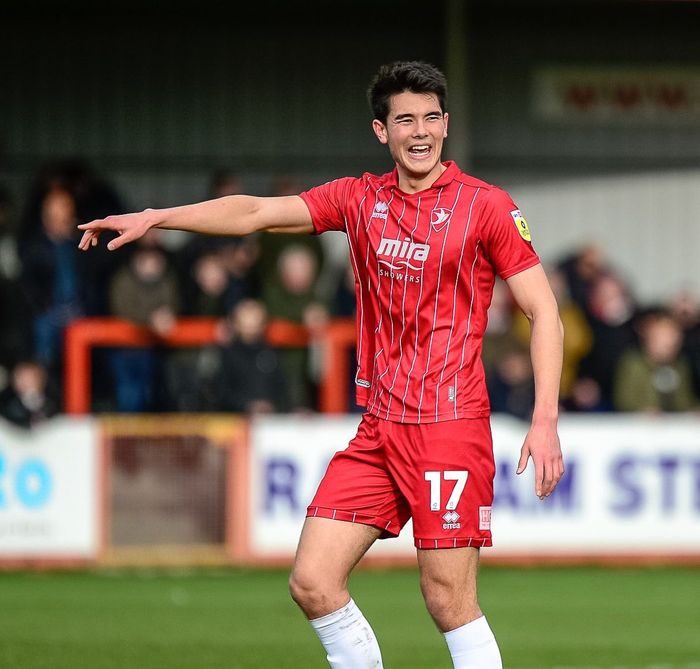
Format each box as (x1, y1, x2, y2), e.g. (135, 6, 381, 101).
(372, 91, 448, 190)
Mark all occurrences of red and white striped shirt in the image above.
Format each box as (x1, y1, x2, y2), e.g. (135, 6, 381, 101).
(300, 161, 540, 424)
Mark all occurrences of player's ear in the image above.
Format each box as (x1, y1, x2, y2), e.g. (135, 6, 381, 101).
(443, 112, 449, 138)
(372, 119, 388, 145)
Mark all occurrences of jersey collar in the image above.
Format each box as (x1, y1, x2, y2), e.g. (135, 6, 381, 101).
(386, 160, 459, 194)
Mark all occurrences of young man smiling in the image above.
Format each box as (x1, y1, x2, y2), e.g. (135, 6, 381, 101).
(79, 61, 564, 668)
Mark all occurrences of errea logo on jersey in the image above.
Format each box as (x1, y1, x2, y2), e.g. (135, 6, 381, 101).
(377, 237, 430, 271)
(371, 201, 389, 220)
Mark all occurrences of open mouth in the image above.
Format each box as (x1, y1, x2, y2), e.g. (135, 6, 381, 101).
(407, 144, 431, 158)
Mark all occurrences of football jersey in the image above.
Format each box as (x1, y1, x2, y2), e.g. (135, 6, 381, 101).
(299, 161, 539, 423)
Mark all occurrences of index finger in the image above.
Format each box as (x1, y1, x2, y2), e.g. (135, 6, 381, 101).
(77, 218, 109, 231)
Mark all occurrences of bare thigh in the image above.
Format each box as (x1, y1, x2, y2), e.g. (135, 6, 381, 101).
(417, 546, 482, 632)
(290, 517, 382, 618)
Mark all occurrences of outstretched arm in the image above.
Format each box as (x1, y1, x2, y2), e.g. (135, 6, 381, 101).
(77, 194, 314, 251)
(505, 264, 564, 499)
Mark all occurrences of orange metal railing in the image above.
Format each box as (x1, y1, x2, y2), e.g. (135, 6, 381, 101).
(64, 317, 356, 415)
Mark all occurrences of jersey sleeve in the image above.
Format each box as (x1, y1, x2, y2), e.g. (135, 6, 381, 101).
(479, 187, 540, 280)
(299, 177, 356, 234)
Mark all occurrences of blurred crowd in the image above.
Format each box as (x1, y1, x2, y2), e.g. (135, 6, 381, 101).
(485, 245, 700, 419)
(1, 160, 699, 429)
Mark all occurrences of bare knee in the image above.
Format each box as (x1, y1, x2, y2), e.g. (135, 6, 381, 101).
(289, 517, 380, 619)
(289, 564, 349, 619)
(420, 572, 481, 632)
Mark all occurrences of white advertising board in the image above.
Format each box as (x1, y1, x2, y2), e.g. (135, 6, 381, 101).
(249, 414, 700, 560)
(0, 416, 99, 558)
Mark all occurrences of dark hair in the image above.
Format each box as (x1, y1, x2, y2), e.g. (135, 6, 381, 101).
(367, 61, 448, 124)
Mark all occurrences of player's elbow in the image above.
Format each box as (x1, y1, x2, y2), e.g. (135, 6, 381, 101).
(526, 299, 562, 332)
(231, 195, 266, 235)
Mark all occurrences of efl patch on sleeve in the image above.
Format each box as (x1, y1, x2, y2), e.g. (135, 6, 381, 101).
(510, 209, 532, 241)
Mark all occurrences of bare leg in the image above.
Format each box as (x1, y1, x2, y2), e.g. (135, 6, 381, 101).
(290, 517, 384, 669)
(418, 547, 502, 668)
(290, 516, 381, 618)
(417, 546, 482, 631)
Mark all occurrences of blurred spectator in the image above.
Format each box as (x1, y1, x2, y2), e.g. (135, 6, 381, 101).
(18, 161, 129, 411)
(482, 278, 520, 385)
(486, 344, 535, 421)
(668, 287, 700, 398)
(18, 185, 84, 384)
(18, 159, 125, 316)
(108, 231, 179, 412)
(511, 268, 593, 402)
(218, 235, 261, 309)
(175, 168, 245, 279)
(166, 298, 288, 413)
(613, 308, 697, 413)
(0, 185, 21, 281)
(264, 244, 326, 320)
(182, 252, 231, 318)
(175, 170, 261, 312)
(482, 278, 540, 418)
(556, 244, 608, 317)
(562, 376, 610, 413)
(215, 298, 289, 413)
(109, 231, 180, 330)
(328, 262, 366, 414)
(0, 186, 32, 389)
(577, 272, 638, 409)
(330, 262, 356, 319)
(254, 174, 325, 298)
(263, 244, 328, 411)
(166, 250, 231, 410)
(0, 359, 59, 429)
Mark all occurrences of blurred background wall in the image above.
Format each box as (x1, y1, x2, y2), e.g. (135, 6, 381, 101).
(1, 0, 699, 302)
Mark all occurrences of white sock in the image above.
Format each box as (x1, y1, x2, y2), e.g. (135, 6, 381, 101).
(309, 598, 383, 668)
(444, 615, 503, 669)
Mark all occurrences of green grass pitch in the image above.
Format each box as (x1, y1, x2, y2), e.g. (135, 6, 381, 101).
(1, 566, 698, 668)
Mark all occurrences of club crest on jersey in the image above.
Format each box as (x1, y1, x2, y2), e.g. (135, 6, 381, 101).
(430, 207, 452, 233)
(371, 201, 389, 221)
(510, 209, 532, 242)
(377, 236, 430, 271)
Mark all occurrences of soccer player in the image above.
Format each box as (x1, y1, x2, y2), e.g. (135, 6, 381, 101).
(78, 61, 564, 669)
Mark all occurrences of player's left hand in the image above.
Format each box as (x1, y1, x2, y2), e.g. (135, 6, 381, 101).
(516, 422, 564, 499)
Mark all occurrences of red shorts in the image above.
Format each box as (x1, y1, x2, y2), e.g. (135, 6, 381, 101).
(307, 413, 495, 549)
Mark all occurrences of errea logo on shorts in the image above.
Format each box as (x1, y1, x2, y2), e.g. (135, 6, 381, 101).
(442, 510, 461, 530)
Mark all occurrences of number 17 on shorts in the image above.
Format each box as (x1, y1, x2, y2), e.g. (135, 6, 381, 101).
(418, 468, 493, 545)
(424, 470, 469, 512)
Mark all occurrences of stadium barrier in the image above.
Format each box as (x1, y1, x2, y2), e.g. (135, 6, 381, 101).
(2, 413, 700, 568)
(245, 413, 700, 566)
(0, 416, 102, 569)
(64, 316, 357, 415)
